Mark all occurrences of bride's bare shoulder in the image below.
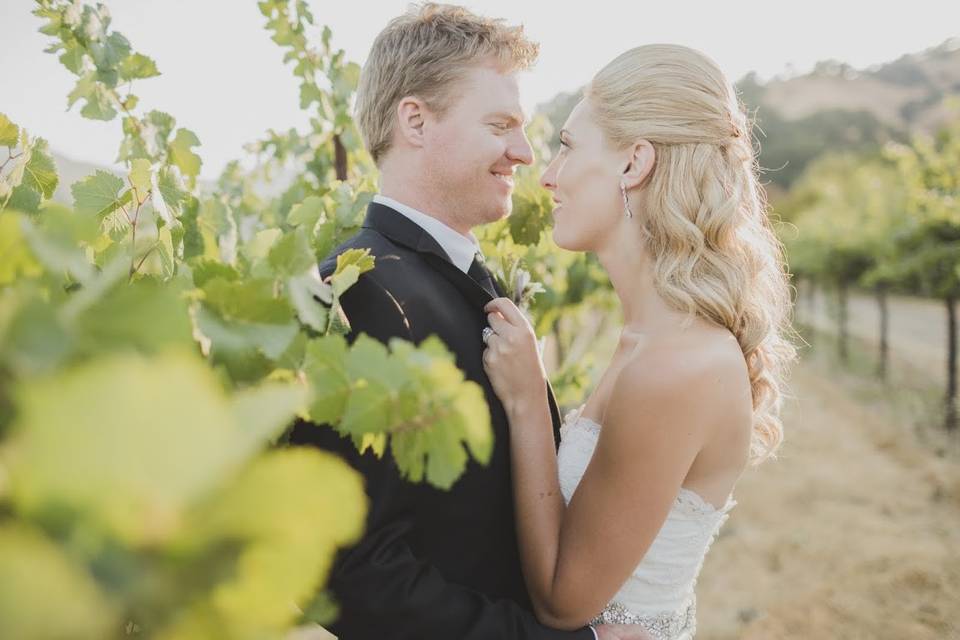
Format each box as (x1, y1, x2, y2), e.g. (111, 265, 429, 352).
(612, 324, 751, 425)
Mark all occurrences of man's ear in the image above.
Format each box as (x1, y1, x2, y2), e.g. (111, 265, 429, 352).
(621, 140, 655, 190)
(396, 96, 427, 149)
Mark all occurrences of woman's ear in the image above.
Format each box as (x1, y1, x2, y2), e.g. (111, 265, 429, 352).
(621, 140, 655, 190)
(396, 96, 427, 149)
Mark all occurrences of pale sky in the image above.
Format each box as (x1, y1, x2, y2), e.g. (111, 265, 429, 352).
(3, 0, 958, 180)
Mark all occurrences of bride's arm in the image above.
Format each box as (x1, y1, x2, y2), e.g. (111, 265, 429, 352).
(483, 300, 724, 630)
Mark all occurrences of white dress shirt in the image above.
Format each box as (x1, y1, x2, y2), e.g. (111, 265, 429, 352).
(372, 194, 482, 274)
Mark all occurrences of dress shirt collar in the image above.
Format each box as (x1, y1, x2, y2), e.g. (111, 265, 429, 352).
(372, 194, 481, 274)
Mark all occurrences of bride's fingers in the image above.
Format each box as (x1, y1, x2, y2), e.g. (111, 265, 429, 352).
(484, 297, 525, 327)
(485, 332, 508, 355)
(486, 311, 510, 335)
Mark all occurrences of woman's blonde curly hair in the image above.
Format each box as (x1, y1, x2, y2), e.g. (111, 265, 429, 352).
(587, 44, 797, 463)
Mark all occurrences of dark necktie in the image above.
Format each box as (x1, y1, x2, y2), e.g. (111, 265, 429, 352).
(468, 252, 497, 298)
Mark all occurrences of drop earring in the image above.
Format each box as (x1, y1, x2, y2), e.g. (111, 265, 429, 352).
(620, 182, 634, 219)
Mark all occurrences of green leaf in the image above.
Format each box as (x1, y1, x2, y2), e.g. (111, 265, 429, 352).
(118, 52, 160, 80)
(71, 170, 129, 218)
(0, 288, 73, 376)
(193, 306, 283, 382)
(268, 227, 315, 276)
(156, 166, 189, 220)
(287, 271, 331, 331)
(178, 195, 204, 259)
(121, 93, 139, 111)
(4, 350, 306, 545)
(4, 185, 41, 214)
(0, 213, 41, 284)
(57, 42, 85, 75)
(145, 110, 176, 149)
(388, 336, 493, 488)
(168, 449, 365, 638)
(227, 381, 308, 459)
(299, 82, 323, 109)
(331, 248, 375, 298)
(89, 32, 131, 75)
(303, 334, 350, 424)
(340, 376, 393, 436)
(66, 72, 95, 110)
(79, 84, 117, 121)
(0, 113, 19, 147)
(243, 228, 282, 265)
(169, 127, 202, 183)
(338, 335, 407, 436)
(509, 197, 546, 245)
(191, 259, 240, 288)
(20, 139, 58, 200)
(128, 158, 151, 196)
(19, 213, 96, 283)
(202, 277, 292, 324)
(72, 278, 195, 355)
(287, 195, 324, 229)
(0, 525, 116, 639)
(195, 278, 300, 378)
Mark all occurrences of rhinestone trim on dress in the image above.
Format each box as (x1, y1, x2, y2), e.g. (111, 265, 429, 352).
(590, 598, 696, 640)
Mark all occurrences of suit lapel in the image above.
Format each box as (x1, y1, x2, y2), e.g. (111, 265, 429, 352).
(362, 202, 494, 309)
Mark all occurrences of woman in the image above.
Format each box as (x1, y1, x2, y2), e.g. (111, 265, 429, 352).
(481, 44, 796, 639)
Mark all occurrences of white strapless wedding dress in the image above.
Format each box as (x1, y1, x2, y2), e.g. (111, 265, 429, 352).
(557, 404, 736, 640)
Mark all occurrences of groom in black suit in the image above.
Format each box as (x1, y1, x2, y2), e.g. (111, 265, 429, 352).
(288, 5, 650, 639)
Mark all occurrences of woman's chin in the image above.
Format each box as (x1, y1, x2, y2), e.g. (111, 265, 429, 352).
(551, 226, 575, 251)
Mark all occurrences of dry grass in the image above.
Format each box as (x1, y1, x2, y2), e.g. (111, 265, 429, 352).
(697, 355, 960, 639)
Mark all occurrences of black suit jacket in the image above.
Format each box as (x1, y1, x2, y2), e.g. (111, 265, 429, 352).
(287, 201, 593, 639)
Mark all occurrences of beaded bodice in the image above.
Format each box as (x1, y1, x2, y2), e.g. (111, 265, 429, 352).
(557, 404, 735, 640)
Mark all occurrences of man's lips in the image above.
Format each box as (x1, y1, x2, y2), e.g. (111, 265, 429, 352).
(491, 171, 514, 188)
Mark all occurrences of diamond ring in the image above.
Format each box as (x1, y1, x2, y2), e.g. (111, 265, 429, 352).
(482, 326, 495, 345)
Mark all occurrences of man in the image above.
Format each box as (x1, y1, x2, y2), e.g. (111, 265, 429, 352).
(288, 5, 652, 639)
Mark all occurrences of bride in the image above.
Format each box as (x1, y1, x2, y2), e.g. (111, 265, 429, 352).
(481, 44, 796, 639)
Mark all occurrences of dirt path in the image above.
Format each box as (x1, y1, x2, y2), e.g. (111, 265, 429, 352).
(696, 356, 960, 639)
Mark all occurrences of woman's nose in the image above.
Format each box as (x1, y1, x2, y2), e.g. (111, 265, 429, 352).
(540, 158, 558, 191)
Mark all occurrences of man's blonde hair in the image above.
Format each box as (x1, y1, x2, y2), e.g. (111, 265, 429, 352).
(355, 3, 539, 164)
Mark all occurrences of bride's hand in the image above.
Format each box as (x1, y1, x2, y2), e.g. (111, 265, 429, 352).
(481, 297, 548, 415)
(594, 624, 655, 640)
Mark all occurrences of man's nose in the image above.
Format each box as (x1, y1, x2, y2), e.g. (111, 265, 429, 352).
(507, 130, 534, 166)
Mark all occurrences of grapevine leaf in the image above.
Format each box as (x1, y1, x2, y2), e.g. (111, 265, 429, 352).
(169, 127, 202, 183)
(5, 351, 306, 545)
(287, 195, 324, 229)
(71, 170, 129, 218)
(303, 334, 351, 424)
(128, 158, 151, 196)
(0, 213, 42, 284)
(57, 41, 85, 75)
(168, 449, 365, 638)
(0, 525, 115, 639)
(21, 139, 58, 200)
(118, 52, 160, 81)
(287, 270, 331, 331)
(0, 113, 19, 147)
(268, 226, 315, 276)
(331, 248, 374, 298)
